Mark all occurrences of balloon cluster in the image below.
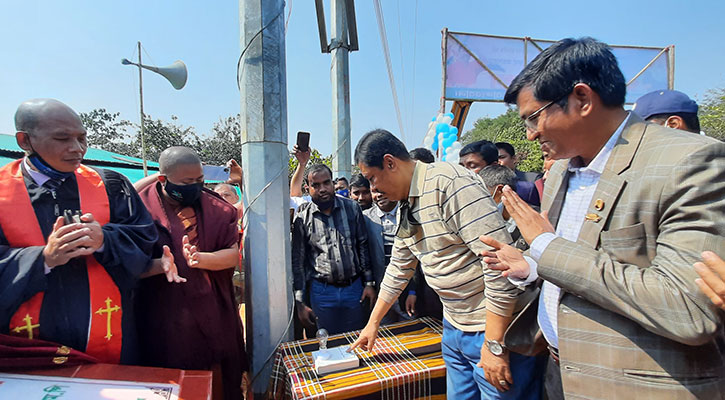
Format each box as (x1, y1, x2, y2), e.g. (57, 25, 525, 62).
(422, 113, 462, 163)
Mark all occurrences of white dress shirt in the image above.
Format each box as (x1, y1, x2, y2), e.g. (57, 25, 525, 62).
(518, 114, 629, 349)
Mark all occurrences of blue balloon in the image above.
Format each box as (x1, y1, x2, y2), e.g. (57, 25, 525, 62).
(431, 139, 439, 151)
(445, 112, 455, 119)
(441, 154, 447, 162)
(432, 116, 437, 121)
(435, 123, 449, 134)
(443, 129, 456, 138)
(443, 136, 456, 148)
(450, 126, 459, 137)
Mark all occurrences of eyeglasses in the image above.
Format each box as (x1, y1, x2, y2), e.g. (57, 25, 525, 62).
(524, 93, 569, 132)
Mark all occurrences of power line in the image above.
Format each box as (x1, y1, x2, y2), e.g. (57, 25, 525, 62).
(285, 0, 293, 33)
(396, 0, 407, 143)
(411, 0, 419, 144)
(373, 0, 406, 144)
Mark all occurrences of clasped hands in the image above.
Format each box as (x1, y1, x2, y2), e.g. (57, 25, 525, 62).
(479, 185, 554, 279)
(43, 213, 104, 268)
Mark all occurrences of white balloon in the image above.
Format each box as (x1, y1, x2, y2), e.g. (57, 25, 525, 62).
(441, 116, 453, 125)
(428, 121, 435, 129)
(423, 136, 434, 147)
(451, 141, 462, 150)
(447, 156, 459, 164)
(446, 147, 456, 154)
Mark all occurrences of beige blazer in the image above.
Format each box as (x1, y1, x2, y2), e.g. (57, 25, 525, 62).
(508, 113, 725, 399)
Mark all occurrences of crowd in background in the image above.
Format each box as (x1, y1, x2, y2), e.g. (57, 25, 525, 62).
(4, 36, 725, 400)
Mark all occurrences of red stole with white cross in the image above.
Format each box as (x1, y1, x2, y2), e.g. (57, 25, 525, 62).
(0, 160, 123, 363)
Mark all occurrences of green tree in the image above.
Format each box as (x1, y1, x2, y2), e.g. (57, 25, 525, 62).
(461, 108, 543, 172)
(192, 115, 241, 165)
(137, 114, 198, 162)
(79, 109, 135, 156)
(700, 88, 725, 140)
(288, 148, 333, 181)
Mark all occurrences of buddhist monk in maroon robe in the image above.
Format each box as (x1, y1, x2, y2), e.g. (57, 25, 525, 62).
(135, 147, 247, 400)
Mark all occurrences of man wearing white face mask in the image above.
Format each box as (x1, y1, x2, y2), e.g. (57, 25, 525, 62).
(478, 165, 528, 251)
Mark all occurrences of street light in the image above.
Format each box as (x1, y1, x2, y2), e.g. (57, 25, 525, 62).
(121, 41, 188, 176)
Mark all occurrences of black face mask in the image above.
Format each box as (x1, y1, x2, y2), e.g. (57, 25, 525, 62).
(164, 181, 203, 206)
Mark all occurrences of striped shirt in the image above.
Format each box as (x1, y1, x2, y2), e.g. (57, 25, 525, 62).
(292, 196, 373, 302)
(378, 161, 521, 332)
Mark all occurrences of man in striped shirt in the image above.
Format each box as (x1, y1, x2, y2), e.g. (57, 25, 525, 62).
(350, 130, 540, 399)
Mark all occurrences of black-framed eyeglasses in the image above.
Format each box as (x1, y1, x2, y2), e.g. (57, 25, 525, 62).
(524, 93, 568, 132)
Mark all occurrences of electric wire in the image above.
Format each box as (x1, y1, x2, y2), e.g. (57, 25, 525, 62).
(234, 2, 294, 387)
(411, 0, 419, 143)
(236, 5, 285, 90)
(284, 0, 293, 33)
(396, 0, 408, 142)
(373, 0, 407, 144)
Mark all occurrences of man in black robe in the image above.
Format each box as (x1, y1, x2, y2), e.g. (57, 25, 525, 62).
(0, 99, 159, 365)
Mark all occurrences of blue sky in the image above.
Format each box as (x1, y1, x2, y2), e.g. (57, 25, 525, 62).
(2, 0, 724, 157)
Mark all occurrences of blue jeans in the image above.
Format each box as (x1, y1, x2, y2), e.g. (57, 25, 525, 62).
(309, 277, 365, 335)
(441, 319, 543, 400)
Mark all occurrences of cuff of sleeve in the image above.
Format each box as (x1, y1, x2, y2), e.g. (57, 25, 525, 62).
(294, 290, 305, 303)
(530, 232, 557, 261)
(507, 256, 539, 286)
(44, 263, 52, 275)
(377, 287, 399, 305)
(485, 300, 516, 318)
(408, 290, 416, 296)
(95, 244, 105, 253)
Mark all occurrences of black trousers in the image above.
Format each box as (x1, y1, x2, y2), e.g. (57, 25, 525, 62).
(544, 355, 564, 400)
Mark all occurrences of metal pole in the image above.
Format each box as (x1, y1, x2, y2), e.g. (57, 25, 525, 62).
(331, 0, 351, 180)
(667, 45, 675, 89)
(440, 28, 447, 114)
(137, 41, 148, 176)
(239, 0, 292, 394)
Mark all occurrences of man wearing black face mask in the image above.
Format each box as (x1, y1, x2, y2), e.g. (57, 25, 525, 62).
(292, 164, 376, 335)
(0, 99, 159, 366)
(136, 146, 247, 400)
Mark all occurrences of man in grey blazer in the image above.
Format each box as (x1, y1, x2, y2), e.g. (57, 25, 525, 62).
(480, 37, 725, 399)
(362, 190, 411, 324)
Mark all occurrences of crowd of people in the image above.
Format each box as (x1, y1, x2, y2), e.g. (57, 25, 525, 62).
(2, 36, 725, 400)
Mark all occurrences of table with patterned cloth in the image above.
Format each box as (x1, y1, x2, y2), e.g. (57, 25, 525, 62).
(267, 317, 446, 400)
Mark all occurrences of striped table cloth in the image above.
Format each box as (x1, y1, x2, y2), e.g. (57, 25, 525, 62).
(266, 317, 446, 400)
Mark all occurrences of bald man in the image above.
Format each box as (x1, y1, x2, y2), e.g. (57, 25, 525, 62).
(136, 146, 247, 400)
(214, 183, 240, 205)
(0, 99, 158, 365)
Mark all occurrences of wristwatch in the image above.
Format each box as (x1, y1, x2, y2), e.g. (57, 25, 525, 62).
(485, 339, 507, 356)
(365, 281, 376, 287)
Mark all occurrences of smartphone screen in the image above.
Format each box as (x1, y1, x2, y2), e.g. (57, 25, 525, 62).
(297, 131, 311, 152)
(202, 165, 231, 182)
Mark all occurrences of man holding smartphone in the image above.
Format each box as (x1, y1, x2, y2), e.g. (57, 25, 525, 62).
(292, 164, 377, 335)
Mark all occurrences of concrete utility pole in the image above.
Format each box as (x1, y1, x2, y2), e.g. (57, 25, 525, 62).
(239, 0, 292, 394)
(330, 0, 351, 180)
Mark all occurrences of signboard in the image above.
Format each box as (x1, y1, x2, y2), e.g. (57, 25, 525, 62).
(443, 31, 673, 104)
(0, 373, 180, 400)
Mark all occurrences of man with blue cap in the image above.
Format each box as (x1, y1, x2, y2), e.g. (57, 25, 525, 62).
(632, 89, 700, 133)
